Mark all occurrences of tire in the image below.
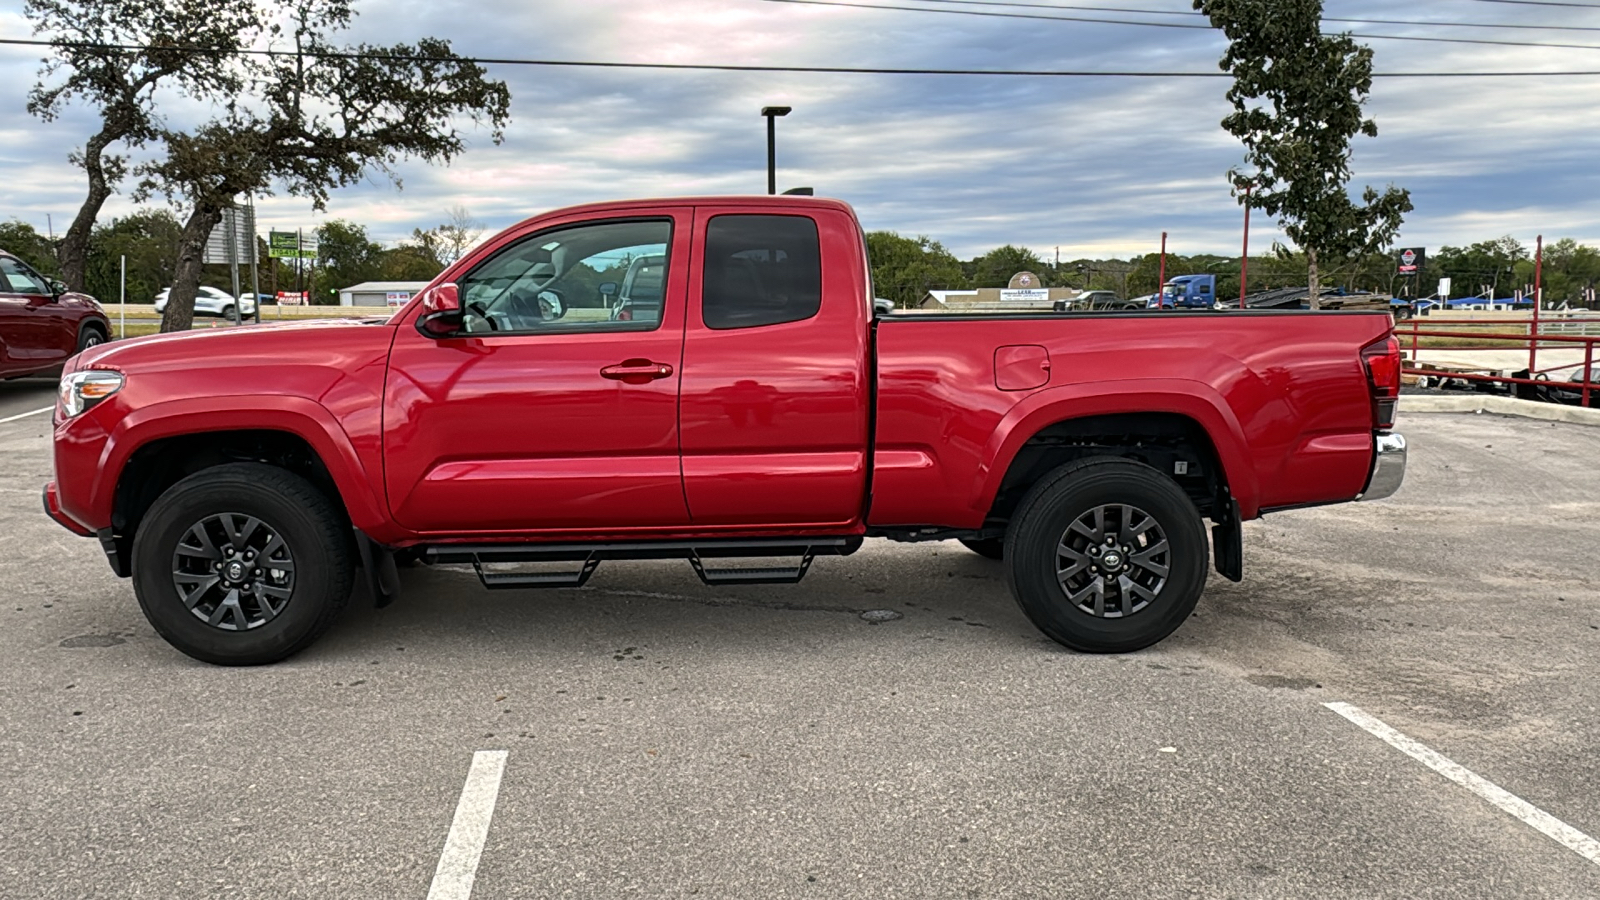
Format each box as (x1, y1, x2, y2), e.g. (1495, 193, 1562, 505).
(221, 304, 237, 323)
(1004, 457, 1208, 653)
(131, 462, 355, 665)
(959, 538, 1005, 561)
(77, 323, 107, 351)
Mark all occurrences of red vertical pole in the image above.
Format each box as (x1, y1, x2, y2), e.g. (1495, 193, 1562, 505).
(1159, 232, 1167, 307)
(1239, 184, 1251, 309)
(1582, 340, 1593, 408)
(1532, 234, 1542, 373)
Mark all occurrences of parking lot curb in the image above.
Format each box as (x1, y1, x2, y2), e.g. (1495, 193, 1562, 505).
(1399, 394, 1600, 427)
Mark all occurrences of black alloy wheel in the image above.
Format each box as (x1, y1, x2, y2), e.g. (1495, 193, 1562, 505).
(1054, 504, 1169, 619)
(1005, 457, 1207, 653)
(171, 513, 297, 632)
(132, 462, 354, 665)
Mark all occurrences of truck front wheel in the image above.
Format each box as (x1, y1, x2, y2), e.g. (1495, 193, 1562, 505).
(1005, 457, 1208, 653)
(130, 463, 354, 665)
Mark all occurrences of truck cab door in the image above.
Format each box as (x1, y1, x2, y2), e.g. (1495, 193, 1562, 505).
(383, 211, 692, 535)
(678, 207, 872, 528)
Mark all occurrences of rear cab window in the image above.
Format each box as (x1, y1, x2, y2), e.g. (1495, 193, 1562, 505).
(701, 215, 822, 330)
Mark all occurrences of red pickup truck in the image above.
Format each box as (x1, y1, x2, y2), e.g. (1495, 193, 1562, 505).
(45, 196, 1406, 665)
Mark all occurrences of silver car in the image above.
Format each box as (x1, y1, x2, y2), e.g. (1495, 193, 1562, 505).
(153, 286, 256, 319)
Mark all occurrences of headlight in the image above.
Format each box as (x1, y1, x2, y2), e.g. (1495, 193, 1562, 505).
(58, 370, 124, 419)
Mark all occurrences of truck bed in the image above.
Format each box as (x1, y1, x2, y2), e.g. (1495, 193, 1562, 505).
(869, 309, 1394, 528)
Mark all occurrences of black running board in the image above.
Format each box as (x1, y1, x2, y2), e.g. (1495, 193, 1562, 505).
(424, 537, 862, 590)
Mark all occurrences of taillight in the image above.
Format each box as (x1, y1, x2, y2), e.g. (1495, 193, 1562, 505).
(1361, 335, 1401, 430)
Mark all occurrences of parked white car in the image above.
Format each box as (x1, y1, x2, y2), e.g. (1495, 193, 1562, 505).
(153, 286, 256, 319)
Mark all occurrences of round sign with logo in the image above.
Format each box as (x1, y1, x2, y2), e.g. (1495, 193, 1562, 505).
(1008, 271, 1042, 290)
(1401, 250, 1416, 266)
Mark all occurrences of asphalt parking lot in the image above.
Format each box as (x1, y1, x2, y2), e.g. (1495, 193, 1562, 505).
(2, 373, 1597, 899)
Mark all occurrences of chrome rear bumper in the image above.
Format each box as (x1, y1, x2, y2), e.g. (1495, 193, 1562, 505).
(1357, 432, 1406, 501)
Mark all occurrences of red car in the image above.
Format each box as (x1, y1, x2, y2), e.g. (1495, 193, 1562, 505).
(0, 250, 110, 379)
(45, 196, 1405, 665)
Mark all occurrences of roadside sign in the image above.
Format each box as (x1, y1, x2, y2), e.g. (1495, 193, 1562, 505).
(204, 206, 257, 264)
(276, 292, 307, 305)
(1000, 289, 1049, 303)
(386, 291, 412, 307)
(1397, 247, 1426, 275)
(268, 231, 318, 259)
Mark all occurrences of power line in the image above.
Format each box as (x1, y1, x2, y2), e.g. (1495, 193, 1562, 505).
(761, 0, 1600, 49)
(4, 38, 1600, 77)
(1446, 0, 1600, 8)
(912, 0, 1600, 31)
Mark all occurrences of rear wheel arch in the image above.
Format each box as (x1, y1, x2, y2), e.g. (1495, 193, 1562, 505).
(982, 411, 1237, 532)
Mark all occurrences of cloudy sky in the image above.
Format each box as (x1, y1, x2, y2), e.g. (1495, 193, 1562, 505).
(3, 0, 1600, 259)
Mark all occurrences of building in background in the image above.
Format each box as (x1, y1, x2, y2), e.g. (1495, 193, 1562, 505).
(336, 281, 431, 307)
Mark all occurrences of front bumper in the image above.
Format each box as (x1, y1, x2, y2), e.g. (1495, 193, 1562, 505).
(1357, 432, 1406, 501)
(42, 481, 95, 536)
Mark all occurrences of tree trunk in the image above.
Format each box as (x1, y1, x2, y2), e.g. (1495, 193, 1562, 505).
(1307, 247, 1322, 310)
(56, 130, 118, 292)
(162, 203, 224, 333)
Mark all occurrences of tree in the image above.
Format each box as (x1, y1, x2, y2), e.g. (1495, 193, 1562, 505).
(0, 221, 60, 276)
(82, 210, 184, 303)
(316, 220, 384, 294)
(864, 231, 967, 308)
(1434, 237, 1526, 299)
(1195, 0, 1412, 308)
(140, 0, 511, 331)
(432, 204, 486, 264)
(25, 0, 258, 292)
(969, 245, 1046, 288)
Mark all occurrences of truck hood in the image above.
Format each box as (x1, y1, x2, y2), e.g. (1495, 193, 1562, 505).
(75, 318, 396, 374)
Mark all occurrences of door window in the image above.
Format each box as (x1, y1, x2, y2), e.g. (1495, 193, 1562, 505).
(457, 219, 672, 335)
(0, 258, 52, 295)
(701, 215, 822, 330)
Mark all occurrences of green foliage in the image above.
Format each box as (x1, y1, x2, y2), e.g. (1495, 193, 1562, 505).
(315, 219, 383, 293)
(1432, 237, 1527, 298)
(81, 210, 183, 302)
(968, 245, 1047, 288)
(1195, 0, 1412, 305)
(864, 231, 967, 307)
(0, 221, 60, 276)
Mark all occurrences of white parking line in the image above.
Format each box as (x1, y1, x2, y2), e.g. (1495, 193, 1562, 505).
(1326, 702, 1600, 868)
(0, 406, 53, 425)
(427, 750, 509, 900)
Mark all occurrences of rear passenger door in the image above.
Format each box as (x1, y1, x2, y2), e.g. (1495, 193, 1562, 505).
(678, 207, 872, 528)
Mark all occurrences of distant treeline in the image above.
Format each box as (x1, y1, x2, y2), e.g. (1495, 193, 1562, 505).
(5, 214, 1595, 309)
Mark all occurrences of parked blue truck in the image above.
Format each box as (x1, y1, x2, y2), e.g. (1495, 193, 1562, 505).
(1147, 274, 1218, 309)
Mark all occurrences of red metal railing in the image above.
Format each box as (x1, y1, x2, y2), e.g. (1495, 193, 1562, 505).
(1392, 315, 1597, 407)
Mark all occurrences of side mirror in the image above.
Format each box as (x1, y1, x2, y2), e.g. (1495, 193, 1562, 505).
(873, 297, 894, 317)
(47, 278, 67, 296)
(416, 283, 463, 338)
(598, 282, 618, 297)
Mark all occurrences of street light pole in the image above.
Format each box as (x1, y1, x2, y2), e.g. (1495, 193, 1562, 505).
(762, 106, 792, 195)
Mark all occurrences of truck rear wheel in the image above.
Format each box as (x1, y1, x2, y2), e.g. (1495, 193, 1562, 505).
(130, 463, 354, 665)
(1005, 457, 1207, 653)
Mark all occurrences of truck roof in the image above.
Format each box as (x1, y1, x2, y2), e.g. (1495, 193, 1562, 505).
(534, 195, 858, 220)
